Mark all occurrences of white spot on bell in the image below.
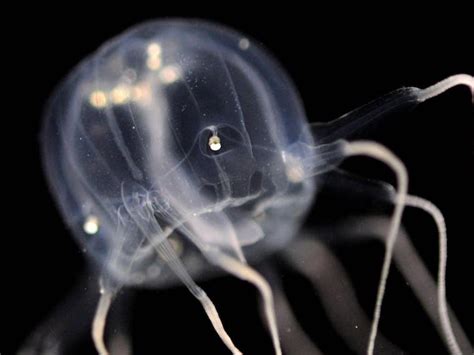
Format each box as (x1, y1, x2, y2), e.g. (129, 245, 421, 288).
(83, 215, 100, 235)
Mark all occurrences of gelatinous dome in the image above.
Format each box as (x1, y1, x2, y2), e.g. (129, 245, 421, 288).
(41, 19, 316, 286)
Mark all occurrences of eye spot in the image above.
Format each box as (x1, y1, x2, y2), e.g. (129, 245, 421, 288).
(200, 125, 245, 157)
(208, 134, 222, 152)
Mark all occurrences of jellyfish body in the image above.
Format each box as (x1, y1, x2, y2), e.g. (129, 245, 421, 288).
(41, 20, 316, 289)
(33, 19, 473, 355)
(40, 19, 324, 355)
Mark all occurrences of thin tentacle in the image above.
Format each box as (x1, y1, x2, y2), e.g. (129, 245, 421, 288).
(343, 140, 408, 355)
(418, 74, 474, 103)
(155, 240, 243, 355)
(285, 237, 402, 354)
(261, 266, 324, 355)
(206, 249, 282, 355)
(312, 74, 473, 143)
(334, 215, 472, 354)
(404, 195, 463, 355)
(92, 285, 114, 355)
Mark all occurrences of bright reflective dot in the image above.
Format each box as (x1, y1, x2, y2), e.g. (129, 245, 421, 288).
(239, 38, 250, 50)
(282, 152, 304, 183)
(132, 82, 152, 102)
(208, 135, 222, 151)
(147, 42, 163, 70)
(83, 215, 100, 235)
(89, 90, 108, 108)
(110, 84, 131, 104)
(147, 56, 162, 71)
(147, 42, 162, 57)
(286, 164, 304, 183)
(159, 65, 180, 84)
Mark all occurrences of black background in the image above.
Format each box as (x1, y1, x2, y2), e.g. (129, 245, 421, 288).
(5, 8, 474, 355)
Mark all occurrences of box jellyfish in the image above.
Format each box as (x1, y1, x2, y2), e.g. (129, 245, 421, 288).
(28, 19, 472, 355)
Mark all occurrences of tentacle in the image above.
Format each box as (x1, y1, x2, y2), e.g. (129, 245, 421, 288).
(342, 140, 408, 355)
(261, 266, 324, 355)
(155, 240, 242, 355)
(333, 215, 473, 354)
(418, 74, 474, 103)
(284, 237, 402, 355)
(404, 195, 464, 355)
(92, 284, 115, 355)
(312, 74, 473, 143)
(121, 184, 242, 354)
(205, 249, 282, 355)
(319, 167, 471, 353)
(104, 290, 133, 355)
(289, 139, 408, 354)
